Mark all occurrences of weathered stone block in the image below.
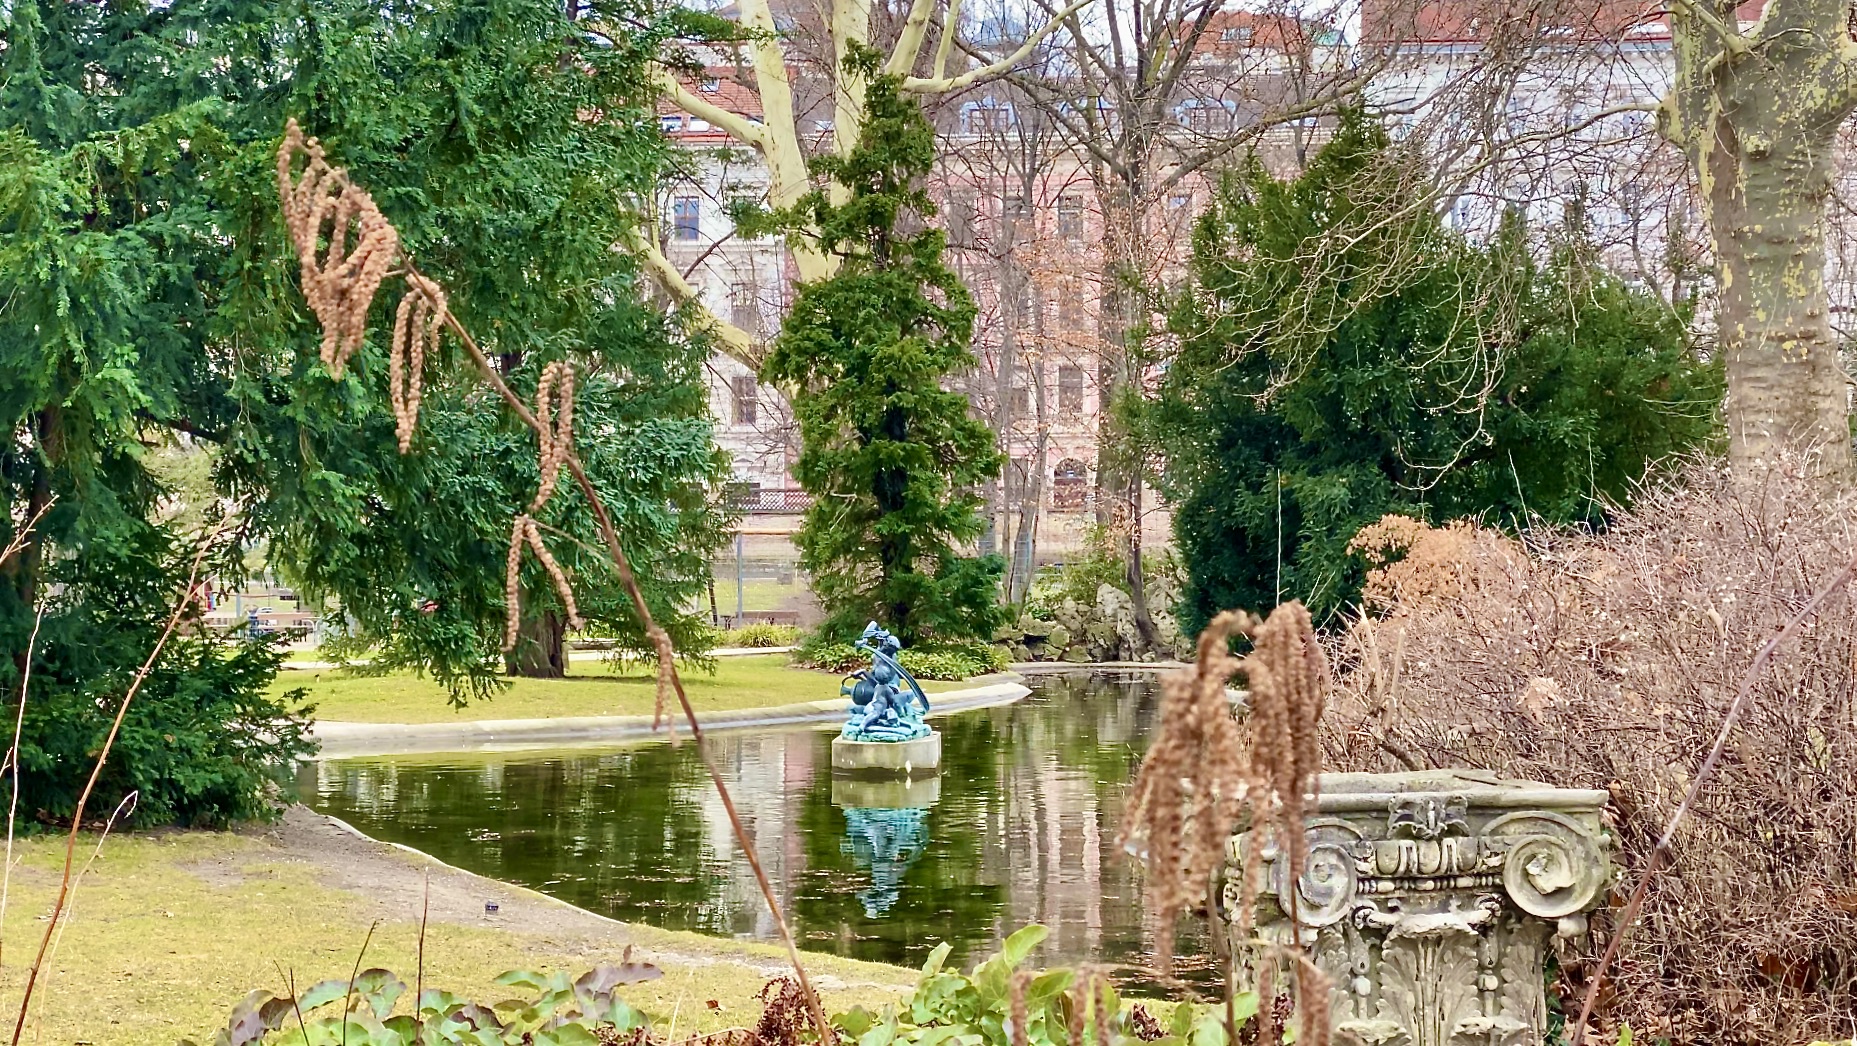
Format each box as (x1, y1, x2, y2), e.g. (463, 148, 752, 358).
(1219, 770, 1612, 1046)
(831, 732, 941, 776)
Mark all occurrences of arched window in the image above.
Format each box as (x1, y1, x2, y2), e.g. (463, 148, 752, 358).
(1052, 459, 1089, 510)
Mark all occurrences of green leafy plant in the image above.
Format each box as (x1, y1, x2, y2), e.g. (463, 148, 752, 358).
(1154, 108, 1721, 630)
(837, 926, 1248, 1046)
(796, 635, 1003, 679)
(188, 960, 660, 1046)
(896, 644, 1005, 682)
(794, 638, 865, 673)
(725, 623, 804, 648)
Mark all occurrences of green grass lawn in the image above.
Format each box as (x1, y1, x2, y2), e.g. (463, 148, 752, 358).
(276, 653, 962, 724)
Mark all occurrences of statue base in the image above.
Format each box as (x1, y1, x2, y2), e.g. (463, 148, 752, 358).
(831, 732, 941, 776)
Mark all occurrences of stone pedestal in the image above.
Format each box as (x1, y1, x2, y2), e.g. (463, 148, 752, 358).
(830, 731, 941, 776)
(1219, 770, 1612, 1046)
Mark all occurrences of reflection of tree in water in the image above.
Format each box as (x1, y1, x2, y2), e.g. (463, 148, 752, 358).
(839, 806, 931, 917)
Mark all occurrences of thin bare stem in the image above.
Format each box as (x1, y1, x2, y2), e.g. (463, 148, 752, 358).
(39, 791, 139, 1007)
(1568, 549, 1857, 1046)
(0, 498, 54, 570)
(417, 270, 835, 1045)
(0, 604, 45, 968)
(9, 529, 217, 1046)
(342, 920, 380, 1046)
(415, 870, 429, 1034)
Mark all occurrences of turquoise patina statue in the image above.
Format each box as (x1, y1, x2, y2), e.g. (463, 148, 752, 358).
(840, 622, 931, 742)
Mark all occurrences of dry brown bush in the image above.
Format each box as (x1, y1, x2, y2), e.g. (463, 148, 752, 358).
(1324, 456, 1857, 1043)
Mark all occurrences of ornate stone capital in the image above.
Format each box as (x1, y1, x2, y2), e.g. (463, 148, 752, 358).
(1218, 771, 1613, 1046)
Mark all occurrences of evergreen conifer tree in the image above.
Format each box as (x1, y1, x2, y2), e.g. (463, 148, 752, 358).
(1156, 110, 1723, 630)
(761, 72, 1005, 645)
(0, 0, 721, 823)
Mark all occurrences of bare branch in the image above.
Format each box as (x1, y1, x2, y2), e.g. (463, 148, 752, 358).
(631, 231, 763, 365)
(902, 0, 1092, 94)
(654, 69, 769, 145)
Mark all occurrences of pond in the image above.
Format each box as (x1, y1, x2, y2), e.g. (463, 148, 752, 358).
(298, 670, 1213, 991)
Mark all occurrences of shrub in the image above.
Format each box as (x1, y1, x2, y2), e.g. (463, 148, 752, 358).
(793, 636, 865, 673)
(197, 928, 1237, 1046)
(837, 924, 1240, 1046)
(895, 650, 980, 681)
(899, 640, 1007, 680)
(187, 960, 659, 1045)
(1325, 455, 1857, 1042)
(4, 538, 316, 830)
(724, 623, 803, 648)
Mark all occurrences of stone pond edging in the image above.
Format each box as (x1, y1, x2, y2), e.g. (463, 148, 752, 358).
(309, 677, 1030, 759)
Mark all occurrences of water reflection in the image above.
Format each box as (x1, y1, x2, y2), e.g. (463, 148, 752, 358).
(301, 672, 1213, 991)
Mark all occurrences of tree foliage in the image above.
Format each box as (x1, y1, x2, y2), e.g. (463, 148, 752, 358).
(760, 74, 1005, 646)
(0, 0, 719, 824)
(215, 0, 733, 690)
(1155, 111, 1723, 631)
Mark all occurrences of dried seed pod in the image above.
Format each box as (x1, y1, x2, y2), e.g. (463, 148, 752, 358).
(389, 273, 447, 453)
(276, 119, 400, 378)
(501, 365, 586, 652)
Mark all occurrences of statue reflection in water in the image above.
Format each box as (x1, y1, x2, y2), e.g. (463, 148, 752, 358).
(831, 776, 935, 917)
(839, 805, 931, 918)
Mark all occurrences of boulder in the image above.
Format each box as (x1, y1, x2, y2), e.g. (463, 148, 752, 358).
(1061, 645, 1092, 663)
(1045, 625, 1072, 650)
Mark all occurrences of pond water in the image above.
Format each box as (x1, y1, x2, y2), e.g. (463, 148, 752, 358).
(299, 671, 1213, 991)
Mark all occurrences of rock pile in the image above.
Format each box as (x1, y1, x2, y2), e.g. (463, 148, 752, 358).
(995, 580, 1192, 663)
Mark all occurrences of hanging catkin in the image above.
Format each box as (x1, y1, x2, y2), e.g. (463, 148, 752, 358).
(276, 119, 399, 379)
(389, 272, 446, 453)
(503, 361, 585, 651)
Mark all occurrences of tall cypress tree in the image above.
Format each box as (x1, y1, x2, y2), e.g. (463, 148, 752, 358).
(761, 72, 1004, 646)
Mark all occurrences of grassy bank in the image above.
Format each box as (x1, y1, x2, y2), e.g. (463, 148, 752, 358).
(0, 814, 912, 1045)
(275, 653, 963, 724)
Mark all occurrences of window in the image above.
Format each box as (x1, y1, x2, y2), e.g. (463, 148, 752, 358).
(1058, 365, 1084, 413)
(700, 78, 721, 92)
(1221, 24, 1253, 44)
(1010, 384, 1031, 415)
(962, 100, 1014, 134)
(731, 283, 761, 335)
(1178, 101, 1230, 134)
(672, 197, 700, 241)
(1053, 458, 1088, 509)
(660, 114, 684, 133)
(1057, 196, 1084, 241)
(731, 376, 758, 425)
